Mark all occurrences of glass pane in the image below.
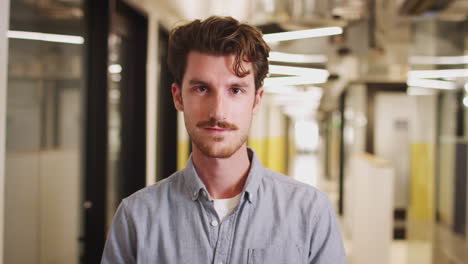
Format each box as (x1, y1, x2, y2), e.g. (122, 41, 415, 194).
(107, 33, 123, 227)
(4, 0, 84, 263)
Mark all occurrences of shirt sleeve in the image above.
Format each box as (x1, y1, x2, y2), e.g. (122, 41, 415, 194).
(308, 193, 347, 264)
(101, 199, 137, 264)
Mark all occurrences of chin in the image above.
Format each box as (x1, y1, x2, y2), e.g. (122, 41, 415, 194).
(199, 145, 239, 159)
(190, 130, 248, 159)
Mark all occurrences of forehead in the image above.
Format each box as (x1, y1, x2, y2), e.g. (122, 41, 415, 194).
(183, 51, 254, 85)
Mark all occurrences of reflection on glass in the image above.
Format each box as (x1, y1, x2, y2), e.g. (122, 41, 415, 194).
(4, 0, 84, 263)
(106, 33, 123, 228)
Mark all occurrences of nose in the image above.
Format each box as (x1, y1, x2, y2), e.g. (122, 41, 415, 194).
(209, 90, 226, 121)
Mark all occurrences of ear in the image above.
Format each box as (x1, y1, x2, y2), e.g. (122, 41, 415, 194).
(252, 87, 264, 115)
(171, 83, 184, 112)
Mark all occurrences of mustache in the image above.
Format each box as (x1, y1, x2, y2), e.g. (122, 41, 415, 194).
(196, 118, 238, 130)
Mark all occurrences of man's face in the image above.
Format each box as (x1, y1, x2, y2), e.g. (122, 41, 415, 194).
(172, 51, 263, 158)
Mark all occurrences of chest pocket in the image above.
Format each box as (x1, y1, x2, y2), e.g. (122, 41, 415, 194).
(247, 245, 304, 264)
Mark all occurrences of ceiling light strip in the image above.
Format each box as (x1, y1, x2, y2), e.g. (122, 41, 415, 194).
(408, 69, 468, 79)
(407, 78, 456, 90)
(7, 30, 84, 44)
(269, 52, 327, 64)
(263, 27, 343, 42)
(410, 55, 468, 65)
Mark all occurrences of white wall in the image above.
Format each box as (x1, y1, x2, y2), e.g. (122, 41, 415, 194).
(343, 84, 367, 178)
(39, 151, 80, 264)
(345, 154, 394, 264)
(374, 92, 437, 210)
(343, 84, 367, 152)
(4, 153, 40, 263)
(4, 151, 80, 264)
(374, 93, 437, 209)
(0, 0, 10, 262)
(375, 93, 412, 208)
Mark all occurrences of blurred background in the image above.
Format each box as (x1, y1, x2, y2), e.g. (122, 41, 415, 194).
(0, 0, 467, 263)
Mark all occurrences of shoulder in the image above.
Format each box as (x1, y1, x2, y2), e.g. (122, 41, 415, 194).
(261, 168, 333, 212)
(121, 170, 184, 212)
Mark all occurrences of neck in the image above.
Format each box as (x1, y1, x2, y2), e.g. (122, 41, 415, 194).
(191, 144, 251, 199)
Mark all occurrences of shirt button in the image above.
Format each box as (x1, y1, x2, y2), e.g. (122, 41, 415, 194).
(211, 220, 219, 227)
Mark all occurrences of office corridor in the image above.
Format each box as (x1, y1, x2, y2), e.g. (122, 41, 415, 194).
(1, 0, 468, 263)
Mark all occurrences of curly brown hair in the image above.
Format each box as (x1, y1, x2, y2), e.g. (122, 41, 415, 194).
(167, 16, 270, 90)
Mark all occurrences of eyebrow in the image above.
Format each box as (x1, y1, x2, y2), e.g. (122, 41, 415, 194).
(230, 82, 249, 88)
(187, 79, 251, 89)
(188, 79, 209, 86)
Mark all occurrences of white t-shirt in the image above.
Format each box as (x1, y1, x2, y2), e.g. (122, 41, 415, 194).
(213, 193, 242, 222)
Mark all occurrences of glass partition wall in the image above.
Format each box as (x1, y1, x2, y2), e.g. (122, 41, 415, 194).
(4, 1, 149, 262)
(5, 0, 84, 263)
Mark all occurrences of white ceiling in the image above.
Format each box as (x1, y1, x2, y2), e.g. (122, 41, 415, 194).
(127, 0, 255, 29)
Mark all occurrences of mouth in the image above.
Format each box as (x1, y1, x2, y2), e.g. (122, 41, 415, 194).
(202, 126, 232, 132)
(196, 118, 239, 132)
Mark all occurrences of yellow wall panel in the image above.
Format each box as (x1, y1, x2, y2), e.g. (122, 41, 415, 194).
(177, 140, 190, 171)
(409, 143, 434, 221)
(248, 138, 267, 165)
(266, 137, 287, 175)
(248, 136, 287, 175)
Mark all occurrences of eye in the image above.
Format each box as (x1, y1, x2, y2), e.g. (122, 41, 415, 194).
(195, 86, 208, 93)
(231, 88, 242, 94)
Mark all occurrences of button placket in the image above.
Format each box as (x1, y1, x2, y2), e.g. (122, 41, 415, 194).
(209, 194, 244, 264)
(223, 202, 243, 264)
(197, 196, 219, 249)
(213, 217, 233, 264)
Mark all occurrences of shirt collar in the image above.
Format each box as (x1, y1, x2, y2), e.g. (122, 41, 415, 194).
(182, 147, 263, 203)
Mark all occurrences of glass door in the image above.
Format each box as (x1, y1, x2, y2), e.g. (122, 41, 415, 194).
(5, 0, 85, 263)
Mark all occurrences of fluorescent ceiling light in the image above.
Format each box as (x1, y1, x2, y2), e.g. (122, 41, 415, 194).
(263, 27, 343, 42)
(7, 30, 84, 44)
(407, 87, 437, 96)
(269, 52, 327, 64)
(410, 55, 468, 65)
(264, 75, 328, 87)
(464, 97, 468, 107)
(269, 65, 329, 76)
(108, 64, 122, 74)
(465, 83, 468, 92)
(407, 78, 456, 90)
(408, 69, 468, 79)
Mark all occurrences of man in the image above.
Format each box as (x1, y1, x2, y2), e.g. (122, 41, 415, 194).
(102, 16, 346, 263)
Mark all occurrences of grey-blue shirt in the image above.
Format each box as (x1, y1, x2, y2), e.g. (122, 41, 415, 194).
(102, 148, 346, 263)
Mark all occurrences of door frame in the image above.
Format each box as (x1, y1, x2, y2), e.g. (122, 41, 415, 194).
(110, 0, 148, 200)
(83, 0, 110, 262)
(0, 0, 10, 262)
(83, 0, 148, 262)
